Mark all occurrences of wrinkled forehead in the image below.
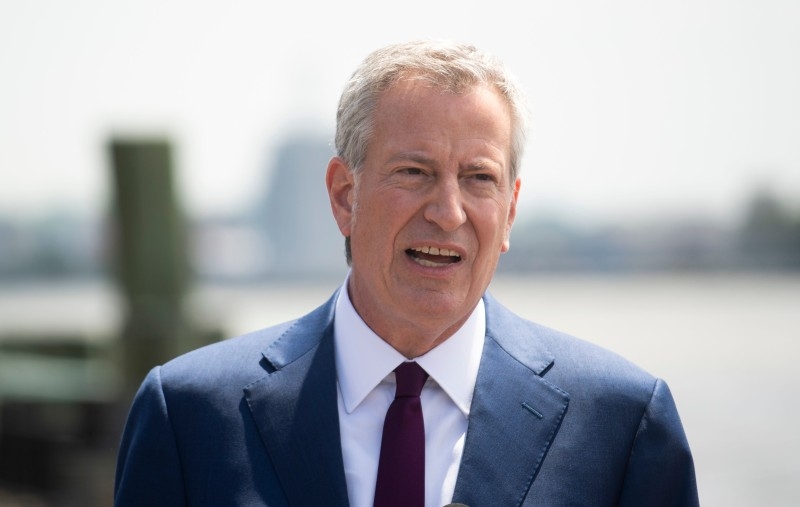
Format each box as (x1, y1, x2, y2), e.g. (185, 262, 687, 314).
(370, 80, 514, 166)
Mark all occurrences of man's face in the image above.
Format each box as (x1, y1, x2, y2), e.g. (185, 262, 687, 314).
(327, 79, 520, 348)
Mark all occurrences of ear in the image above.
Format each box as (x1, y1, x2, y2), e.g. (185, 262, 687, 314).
(326, 156, 356, 237)
(501, 177, 521, 253)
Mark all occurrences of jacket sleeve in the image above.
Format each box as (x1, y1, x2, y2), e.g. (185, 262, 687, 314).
(618, 378, 699, 506)
(114, 366, 187, 507)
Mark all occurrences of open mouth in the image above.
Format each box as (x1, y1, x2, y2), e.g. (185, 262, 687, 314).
(406, 246, 462, 267)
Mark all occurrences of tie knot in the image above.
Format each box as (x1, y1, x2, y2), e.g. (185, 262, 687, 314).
(393, 362, 428, 398)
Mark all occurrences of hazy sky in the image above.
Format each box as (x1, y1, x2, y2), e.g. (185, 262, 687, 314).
(1, 0, 798, 226)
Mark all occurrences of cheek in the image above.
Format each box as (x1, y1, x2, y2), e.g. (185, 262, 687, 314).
(472, 208, 513, 255)
(352, 198, 392, 247)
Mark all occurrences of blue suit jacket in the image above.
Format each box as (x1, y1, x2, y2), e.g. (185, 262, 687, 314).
(115, 291, 699, 506)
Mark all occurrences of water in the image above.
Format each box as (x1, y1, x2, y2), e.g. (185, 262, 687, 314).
(2, 273, 799, 506)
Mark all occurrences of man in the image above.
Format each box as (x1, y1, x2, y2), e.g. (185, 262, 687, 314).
(115, 40, 699, 506)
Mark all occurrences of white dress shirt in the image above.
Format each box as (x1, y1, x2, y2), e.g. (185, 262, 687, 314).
(334, 281, 485, 507)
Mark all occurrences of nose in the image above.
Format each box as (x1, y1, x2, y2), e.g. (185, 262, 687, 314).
(423, 178, 467, 231)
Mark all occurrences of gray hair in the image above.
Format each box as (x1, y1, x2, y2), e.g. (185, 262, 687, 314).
(334, 39, 529, 182)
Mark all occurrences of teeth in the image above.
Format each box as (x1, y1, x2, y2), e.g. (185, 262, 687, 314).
(416, 258, 446, 267)
(411, 246, 460, 257)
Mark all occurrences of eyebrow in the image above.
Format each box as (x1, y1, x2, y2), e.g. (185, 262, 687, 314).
(387, 152, 438, 168)
(387, 152, 502, 172)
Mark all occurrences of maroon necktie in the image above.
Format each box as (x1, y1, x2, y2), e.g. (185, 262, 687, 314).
(373, 361, 429, 507)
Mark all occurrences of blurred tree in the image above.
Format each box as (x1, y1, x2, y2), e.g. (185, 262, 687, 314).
(738, 187, 800, 269)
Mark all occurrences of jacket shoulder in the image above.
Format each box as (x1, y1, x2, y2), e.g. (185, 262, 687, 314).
(156, 290, 338, 389)
(484, 293, 657, 401)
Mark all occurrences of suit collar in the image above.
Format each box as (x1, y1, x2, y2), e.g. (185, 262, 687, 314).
(260, 289, 340, 370)
(483, 292, 556, 375)
(243, 292, 350, 506)
(452, 293, 570, 506)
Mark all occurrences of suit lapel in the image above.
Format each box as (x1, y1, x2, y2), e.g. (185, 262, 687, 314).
(240, 291, 569, 506)
(243, 299, 350, 506)
(452, 296, 571, 506)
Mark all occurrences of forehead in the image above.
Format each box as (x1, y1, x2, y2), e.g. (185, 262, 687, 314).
(377, 78, 508, 115)
(371, 80, 512, 153)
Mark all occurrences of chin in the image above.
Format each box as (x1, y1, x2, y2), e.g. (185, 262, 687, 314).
(404, 289, 472, 317)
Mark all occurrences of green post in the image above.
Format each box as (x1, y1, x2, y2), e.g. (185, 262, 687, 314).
(109, 139, 191, 395)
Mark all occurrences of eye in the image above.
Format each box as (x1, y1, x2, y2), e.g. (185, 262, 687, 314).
(399, 167, 424, 175)
(470, 172, 497, 183)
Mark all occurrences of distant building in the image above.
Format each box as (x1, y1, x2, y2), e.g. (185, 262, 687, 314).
(255, 134, 347, 279)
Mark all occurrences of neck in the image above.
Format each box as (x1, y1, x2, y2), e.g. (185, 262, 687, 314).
(379, 316, 469, 359)
(343, 275, 481, 358)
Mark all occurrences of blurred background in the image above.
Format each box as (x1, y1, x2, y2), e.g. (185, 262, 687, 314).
(1, 0, 798, 505)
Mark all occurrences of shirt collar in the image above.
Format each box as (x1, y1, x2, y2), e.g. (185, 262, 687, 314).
(334, 276, 485, 417)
